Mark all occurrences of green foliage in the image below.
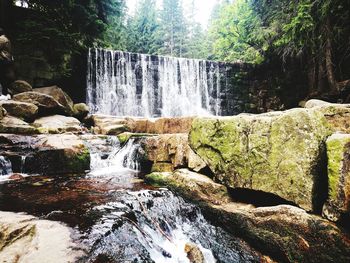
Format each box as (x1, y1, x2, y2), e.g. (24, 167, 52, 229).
(126, 0, 160, 54)
(158, 0, 188, 57)
(208, 0, 265, 63)
(15, 0, 126, 76)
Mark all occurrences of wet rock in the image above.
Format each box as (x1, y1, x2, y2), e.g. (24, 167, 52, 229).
(34, 85, 74, 115)
(9, 80, 32, 95)
(189, 108, 332, 212)
(117, 132, 155, 145)
(204, 204, 350, 263)
(185, 243, 205, 263)
(25, 134, 90, 175)
(146, 169, 231, 204)
(0, 116, 38, 134)
(33, 115, 83, 134)
(323, 134, 350, 221)
(0, 100, 38, 121)
(0, 105, 6, 120)
(13, 91, 67, 116)
(73, 103, 89, 120)
(142, 134, 207, 172)
(0, 211, 83, 262)
(8, 173, 24, 180)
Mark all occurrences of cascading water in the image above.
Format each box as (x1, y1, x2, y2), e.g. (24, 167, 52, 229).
(87, 49, 225, 117)
(0, 156, 12, 176)
(80, 136, 260, 262)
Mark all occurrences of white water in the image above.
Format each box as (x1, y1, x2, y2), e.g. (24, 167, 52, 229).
(87, 49, 223, 117)
(0, 156, 12, 176)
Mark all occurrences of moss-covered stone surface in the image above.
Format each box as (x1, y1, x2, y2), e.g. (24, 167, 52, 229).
(323, 134, 350, 221)
(189, 108, 332, 211)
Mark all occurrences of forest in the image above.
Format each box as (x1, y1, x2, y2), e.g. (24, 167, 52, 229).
(8, 0, 350, 98)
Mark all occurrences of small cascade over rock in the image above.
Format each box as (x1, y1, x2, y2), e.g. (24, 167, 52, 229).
(0, 156, 12, 176)
(82, 189, 260, 263)
(87, 49, 230, 117)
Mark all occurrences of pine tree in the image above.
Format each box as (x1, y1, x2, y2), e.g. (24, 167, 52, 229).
(126, 0, 160, 54)
(158, 0, 187, 57)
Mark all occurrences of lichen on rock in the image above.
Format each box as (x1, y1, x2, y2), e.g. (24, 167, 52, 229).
(323, 133, 350, 221)
(189, 108, 332, 212)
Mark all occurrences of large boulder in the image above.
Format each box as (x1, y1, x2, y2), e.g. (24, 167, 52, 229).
(0, 100, 38, 122)
(0, 211, 82, 262)
(142, 134, 207, 173)
(25, 134, 90, 175)
(189, 108, 332, 212)
(13, 91, 66, 115)
(304, 99, 350, 133)
(9, 80, 32, 95)
(34, 86, 74, 115)
(146, 169, 231, 205)
(33, 115, 83, 134)
(0, 116, 38, 134)
(146, 168, 350, 263)
(206, 204, 350, 263)
(323, 133, 350, 221)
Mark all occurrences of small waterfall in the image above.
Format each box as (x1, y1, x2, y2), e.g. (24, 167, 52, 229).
(86, 137, 142, 179)
(82, 190, 258, 263)
(0, 156, 12, 176)
(87, 49, 226, 117)
(20, 156, 27, 174)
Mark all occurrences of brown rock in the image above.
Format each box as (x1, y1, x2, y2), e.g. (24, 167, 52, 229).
(34, 86, 74, 115)
(9, 80, 32, 95)
(0, 116, 38, 134)
(185, 243, 205, 263)
(0, 100, 38, 121)
(146, 169, 231, 205)
(8, 173, 24, 180)
(33, 115, 83, 134)
(13, 91, 66, 115)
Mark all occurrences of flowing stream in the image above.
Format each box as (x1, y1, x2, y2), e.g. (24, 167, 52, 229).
(79, 137, 260, 262)
(87, 49, 225, 117)
(0, 136, 261, 262)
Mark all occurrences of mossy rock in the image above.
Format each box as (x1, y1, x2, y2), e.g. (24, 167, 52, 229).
(323, 134, 350, 221)
(189, 108, 332, 212)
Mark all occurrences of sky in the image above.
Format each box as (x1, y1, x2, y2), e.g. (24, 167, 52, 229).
(126, 0, 220, 28)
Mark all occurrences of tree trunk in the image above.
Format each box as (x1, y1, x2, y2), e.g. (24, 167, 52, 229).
(317, 58, 326, 93)
(325, 18, 337, 92)
(308, 55, 318, 94)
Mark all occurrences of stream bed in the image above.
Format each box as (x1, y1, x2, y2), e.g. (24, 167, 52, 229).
(0, 136, 261, 263)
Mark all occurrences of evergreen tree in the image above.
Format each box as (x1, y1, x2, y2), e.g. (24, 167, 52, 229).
(126, 0, 160, 54)
(158, 0, 187, 57)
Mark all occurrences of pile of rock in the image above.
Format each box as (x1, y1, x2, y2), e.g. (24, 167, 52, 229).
(0, 80, 89, 134)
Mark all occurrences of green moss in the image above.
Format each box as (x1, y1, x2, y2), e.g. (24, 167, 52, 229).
(67, 148, 90, 173)
(326, 137, 350, 200)
(189, 108, 332, 211)
(117, 132, 155, 144)
(145, 172, 173, 187)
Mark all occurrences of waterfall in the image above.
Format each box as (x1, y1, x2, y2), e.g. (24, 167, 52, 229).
(0, 156, 12, 176)
(87, 49, 225, 117)
(86, 137, 142, 178)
